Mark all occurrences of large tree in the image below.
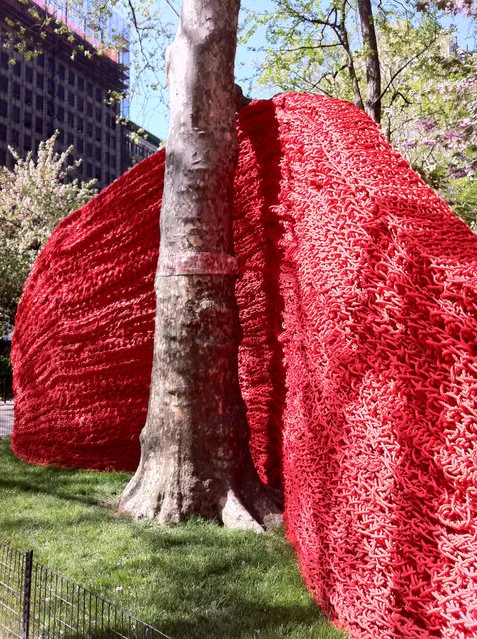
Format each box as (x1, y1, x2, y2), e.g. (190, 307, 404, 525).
(118, 0, 282, 532)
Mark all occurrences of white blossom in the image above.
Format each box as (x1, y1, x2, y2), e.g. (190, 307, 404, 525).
(0, 132, 97, 333)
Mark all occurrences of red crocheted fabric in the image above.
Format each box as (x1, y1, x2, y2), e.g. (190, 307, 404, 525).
(11, 152, 163, 469)
(11, 93, 477, 638)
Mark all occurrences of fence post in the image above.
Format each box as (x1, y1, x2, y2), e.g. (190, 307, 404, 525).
(22, 550, 33, 639)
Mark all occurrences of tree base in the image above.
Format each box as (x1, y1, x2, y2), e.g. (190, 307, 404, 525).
(118, 450, 282, 533)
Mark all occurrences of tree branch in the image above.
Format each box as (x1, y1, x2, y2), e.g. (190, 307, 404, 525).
(337, 0, 364, 110)
(377, 35, 439, 104)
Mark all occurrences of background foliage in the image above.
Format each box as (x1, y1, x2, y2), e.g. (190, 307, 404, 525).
(241, 0, 476, 226)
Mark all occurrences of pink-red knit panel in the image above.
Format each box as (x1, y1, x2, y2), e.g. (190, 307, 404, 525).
(12, 93, 477, 638)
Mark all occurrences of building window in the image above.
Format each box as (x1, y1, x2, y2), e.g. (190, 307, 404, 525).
(0, 99, 8, 118)
(67, 132, 74, 146)
(0, 123, 6, 141)
(12, 106, 20, 124)
(59, 64, 65, 81)
(95, 127, 101, 142)
(0, 77, 7, 93)
(0, 53, 8, 70)
(68, 111, 74, 128)
(11, 129, 19, 146)
(25, 66, 33, 83)
(77, 139, 84, 153)
(78, 76, 84, 91)
(95, 147, 101, 161)
(86, 161, 92, 176)
(95, 107, 102, 122)
(25, 89, 33, 106)
(36, 95, 43, 111)
(35, 117, 43, 134)
(87, 82, 93, 98)
(57, 106, 64, 122)
(86, 102, 93, 118)
(109, 152, 115, 167)
(0, 148, 6, 165)
(68, 91, 75, 107)
(47, 56, 55, 74)
(13, 61, 21, 77)
(36, 73, 44, 89)
(110, 116, 116, 129)
(47, 79, 55, 95)
(13, 83, 21, 99)
(24, 135, 31, 151)
(37, 54, 45, 67)
(86, 142, 92, 156)
(77, 100, 84, 113)
(58, 86, 65, 101)
(95, 87, 102, 102)
(68, 70, 75, 86)
(77, 118, 84, 133)
(24, 112, 32, 128)
(47, 100, 54, 117)
(87, 126, 93, 138)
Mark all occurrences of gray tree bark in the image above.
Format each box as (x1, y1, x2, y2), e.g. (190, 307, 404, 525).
(118, 0, 282, 532)
(358, 0, 382, 124)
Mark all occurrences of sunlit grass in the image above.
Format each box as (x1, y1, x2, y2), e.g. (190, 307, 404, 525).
(0, 439, 346, 639)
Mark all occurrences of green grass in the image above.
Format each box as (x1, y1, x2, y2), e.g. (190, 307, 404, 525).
(0, 439, 346, 639)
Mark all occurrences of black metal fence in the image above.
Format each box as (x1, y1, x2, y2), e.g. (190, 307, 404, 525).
(0, 543, 172, 639)
(0, 376, 12, 403)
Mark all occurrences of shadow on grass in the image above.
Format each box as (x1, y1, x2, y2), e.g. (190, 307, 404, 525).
(0, 440, 345, 639)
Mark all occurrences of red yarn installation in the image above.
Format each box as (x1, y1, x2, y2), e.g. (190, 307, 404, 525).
(12, 93, 477, 638)
(11, 151, 164, 470)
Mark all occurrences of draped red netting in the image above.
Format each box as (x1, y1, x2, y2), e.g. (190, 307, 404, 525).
(11, 93, 477, 638)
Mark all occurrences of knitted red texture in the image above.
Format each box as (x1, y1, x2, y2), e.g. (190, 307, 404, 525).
(11, 151, 164, 470)
(11, 92, 477, 637)
(234, 94, 477, 639)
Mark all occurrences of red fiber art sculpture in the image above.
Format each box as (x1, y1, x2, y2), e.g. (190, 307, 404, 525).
(11, 93, 477, 638)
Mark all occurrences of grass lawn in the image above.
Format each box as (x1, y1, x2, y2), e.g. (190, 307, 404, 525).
(0, 439, 346, 639)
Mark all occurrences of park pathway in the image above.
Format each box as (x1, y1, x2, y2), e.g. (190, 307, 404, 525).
(0, 402, 13, 438)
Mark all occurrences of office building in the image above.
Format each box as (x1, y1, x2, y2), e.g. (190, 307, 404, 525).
(0, 0, 130, 190)
(126, 121, 161, 166)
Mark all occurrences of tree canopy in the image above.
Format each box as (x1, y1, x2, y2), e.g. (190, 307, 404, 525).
(241, 0, 476, 225)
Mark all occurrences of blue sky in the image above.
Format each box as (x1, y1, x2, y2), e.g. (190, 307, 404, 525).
(128, 2, 475, 142)
(128, 0, 276, 140)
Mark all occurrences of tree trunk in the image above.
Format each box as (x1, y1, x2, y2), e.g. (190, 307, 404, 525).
(358, 0, 381, 124)
(338, 2, 364, 112)
(118, 0, 282, 532)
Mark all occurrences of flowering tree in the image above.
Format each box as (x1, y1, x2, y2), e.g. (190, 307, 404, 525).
(0, 133, 96, 334)
(418, 0, 477, 17)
